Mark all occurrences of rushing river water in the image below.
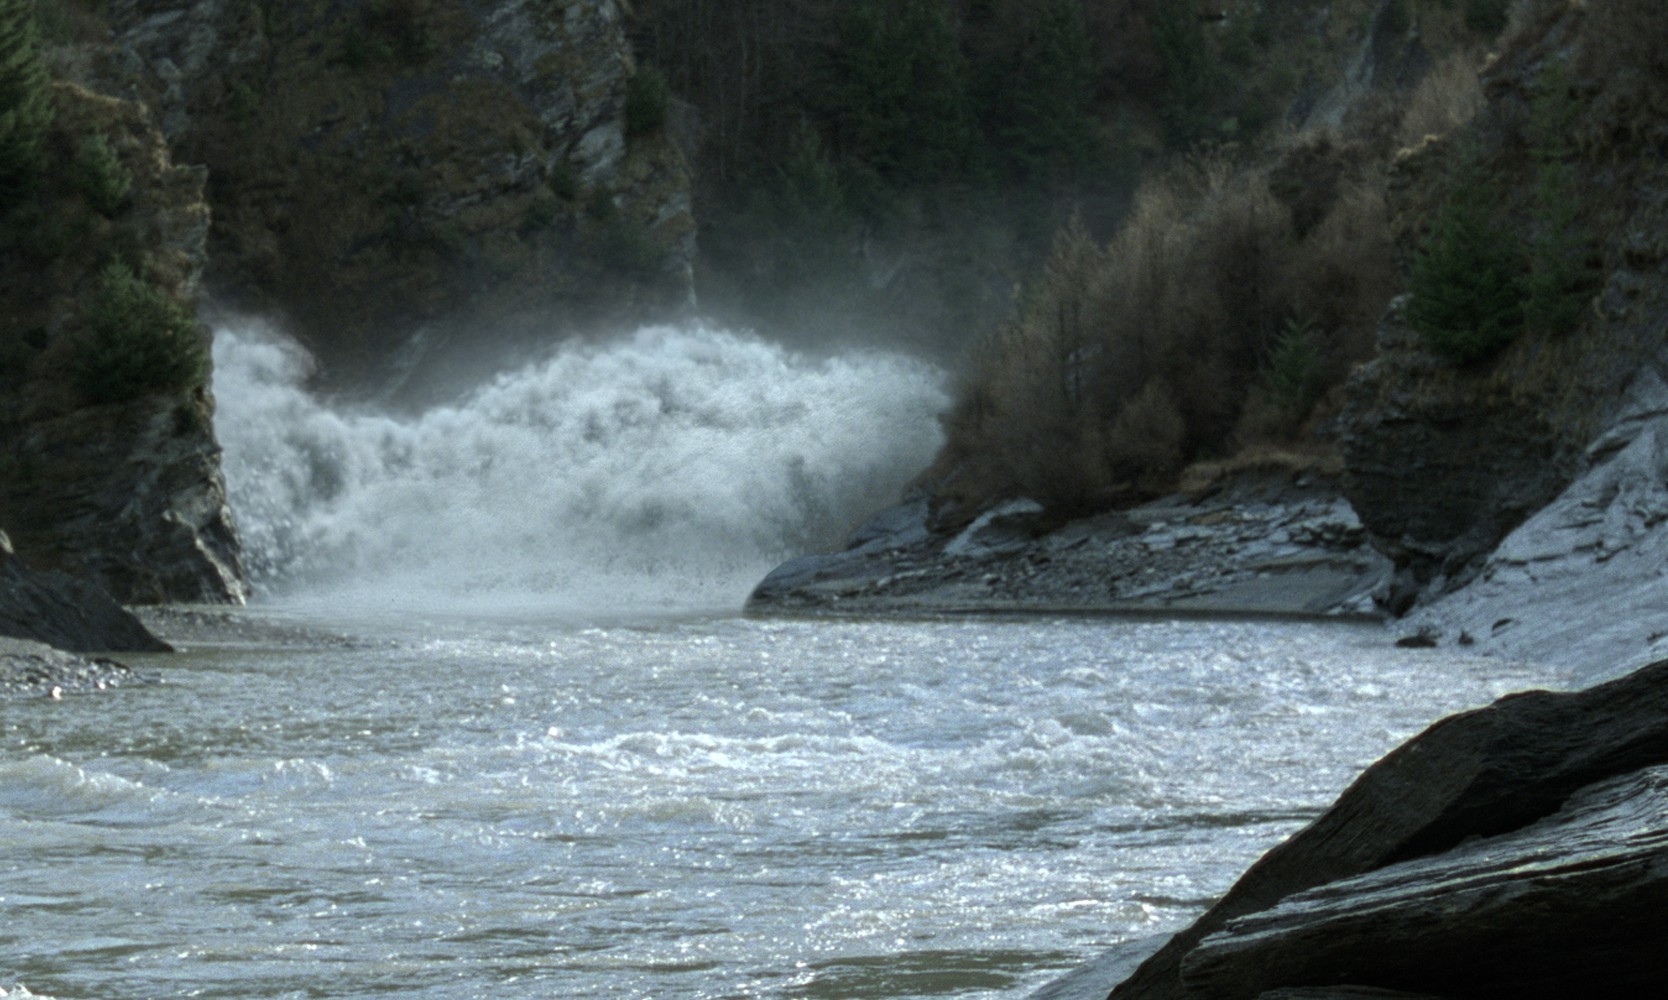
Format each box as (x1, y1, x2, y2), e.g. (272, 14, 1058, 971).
(0, 611, 1553, 999)
(1, 325, 1560, 997)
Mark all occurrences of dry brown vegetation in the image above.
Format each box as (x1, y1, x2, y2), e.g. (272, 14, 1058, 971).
(1395, 50, 1485, 151)
(931, 130, 1401, 518)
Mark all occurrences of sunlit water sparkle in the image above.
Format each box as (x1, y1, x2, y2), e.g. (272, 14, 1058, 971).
(0, 325, 1562, 998)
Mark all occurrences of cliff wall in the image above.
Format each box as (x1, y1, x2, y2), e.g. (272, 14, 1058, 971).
(0, 77, 244, 604)
(90, 0, 696, 394)
(1340, 1, 1668, 612)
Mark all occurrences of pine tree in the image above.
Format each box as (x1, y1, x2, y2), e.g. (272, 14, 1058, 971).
(988, 0, 1099, 182)
(1405, 152, 1523, 363)
(0, 0, 53, 210)
(1151, 0, 1224, 149)
(828, 0, 973, 185)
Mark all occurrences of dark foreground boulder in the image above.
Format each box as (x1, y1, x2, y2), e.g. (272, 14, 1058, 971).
(1185, 764, 1668, 999)
(1101, 658, 1668, 1000)
(0, 531, 171, 654)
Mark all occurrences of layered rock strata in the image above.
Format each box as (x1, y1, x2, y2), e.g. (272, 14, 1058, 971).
(0, 81, 245, 604)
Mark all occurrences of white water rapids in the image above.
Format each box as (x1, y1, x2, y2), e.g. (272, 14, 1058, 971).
(1, 324, 1564, 1000)
(212, 322, 949, 613)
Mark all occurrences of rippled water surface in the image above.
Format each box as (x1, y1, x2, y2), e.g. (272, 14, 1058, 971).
(0, 611, 1554, 999)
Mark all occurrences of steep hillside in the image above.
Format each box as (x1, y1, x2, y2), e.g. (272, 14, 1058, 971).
(85, 0, 696, 395)
(0, 29, 244, 605)
(1341, 0, 1668, 610)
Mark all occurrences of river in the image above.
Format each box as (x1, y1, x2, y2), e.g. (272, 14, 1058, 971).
(0, 326, 1559, 998)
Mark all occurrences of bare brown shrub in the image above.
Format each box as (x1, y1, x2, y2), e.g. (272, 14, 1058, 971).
(1395, 50, 1485, 149)
(940, 131, 1398, 513)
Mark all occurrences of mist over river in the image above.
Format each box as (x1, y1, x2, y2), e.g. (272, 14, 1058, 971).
(0, 326, 1561, 999)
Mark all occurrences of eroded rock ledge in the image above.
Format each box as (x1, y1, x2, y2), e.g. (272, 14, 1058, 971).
(748, 469, 1390, 619)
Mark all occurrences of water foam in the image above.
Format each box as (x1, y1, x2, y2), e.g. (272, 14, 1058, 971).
(212, 322, 948, 612)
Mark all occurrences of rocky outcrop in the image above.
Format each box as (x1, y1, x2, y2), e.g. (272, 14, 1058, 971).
(1339, 2, 1668, 613)
(1182, 763, 1668, 999)
(0, 531, 170, 653)
(1338, 298, 1573, 612)
(1088, 656, 1668, 1000)
(89, 0, 696, 393)
(748, 466, 1390, 618)
(0, 80, 245, 604)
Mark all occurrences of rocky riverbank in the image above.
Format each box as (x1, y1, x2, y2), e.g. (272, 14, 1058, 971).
(1032, 655, 1668, 1000)
(0, 637, 160, 701)
(0, 531, 171, 700)
(748, 463, 1391, 620)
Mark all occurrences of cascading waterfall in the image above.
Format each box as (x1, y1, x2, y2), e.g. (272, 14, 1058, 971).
(212, 321, 949, 613)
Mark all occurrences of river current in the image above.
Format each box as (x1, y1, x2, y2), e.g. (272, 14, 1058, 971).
(0, 325, 1559, 998)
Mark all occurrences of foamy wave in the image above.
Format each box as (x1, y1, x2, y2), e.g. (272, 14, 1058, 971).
(213, 322, 948, 612)
(0, 756, 154, 816)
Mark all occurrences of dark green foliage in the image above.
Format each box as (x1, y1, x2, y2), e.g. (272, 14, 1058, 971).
(625, 64, 670, 137)
(980, 0, 1101, 182)
(72, 133, 132, 216)
(227, 82, 260, 129)
(1524, 62, 1597, 334)
(549, 160, 579, 201)
(520, 195, 560, 234)
(1464, 0, 1510, 35)
(75, 261, 208, 404)
(1262, 315, 1320, 413)
(1406, 153, 1523, 363)
(338, 0, 434, 69)
(827, 0, 974, 184)
(1151, 0, 1227, 148)
(0, 0, 52, 210)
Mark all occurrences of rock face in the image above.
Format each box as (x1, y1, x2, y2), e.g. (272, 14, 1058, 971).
(1338, 299, 1572, 611)
(1097, 657, 1668, 1000)
(1182, 764, 1668, 999)
(1339, 3, 1668, 612)
(0, 80, 246, 605)
(92, 0, 696, 393)
(0, 532, 171, 654)
(748, 467, 1390, 618)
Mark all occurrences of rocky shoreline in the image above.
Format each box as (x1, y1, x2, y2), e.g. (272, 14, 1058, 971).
(747, 465, 1392, 621)
(0, 637, 161, 701)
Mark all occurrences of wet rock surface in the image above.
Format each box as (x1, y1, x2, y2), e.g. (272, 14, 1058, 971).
(0, 637, 161, 701)
(1080, 657, 1668, 1000)
(749, 472, 1390, 619)
(0, 532, 171, 654)
(1183, 763, 1668, 1000)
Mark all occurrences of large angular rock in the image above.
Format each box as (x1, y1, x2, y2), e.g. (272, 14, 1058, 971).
(0, 532, 171, 653)
(1105, 657, 1668, 1000)
(0, 81, 246, 605)
(1183, 764, 1668, 999)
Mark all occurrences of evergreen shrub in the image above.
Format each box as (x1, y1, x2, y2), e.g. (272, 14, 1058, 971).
(75, 261, 208, 404)
(1405, 154, 1523, 363)
(625, 65, 669, 137)
(72, 133, 132, 216)
(0, 0, 52, 209)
